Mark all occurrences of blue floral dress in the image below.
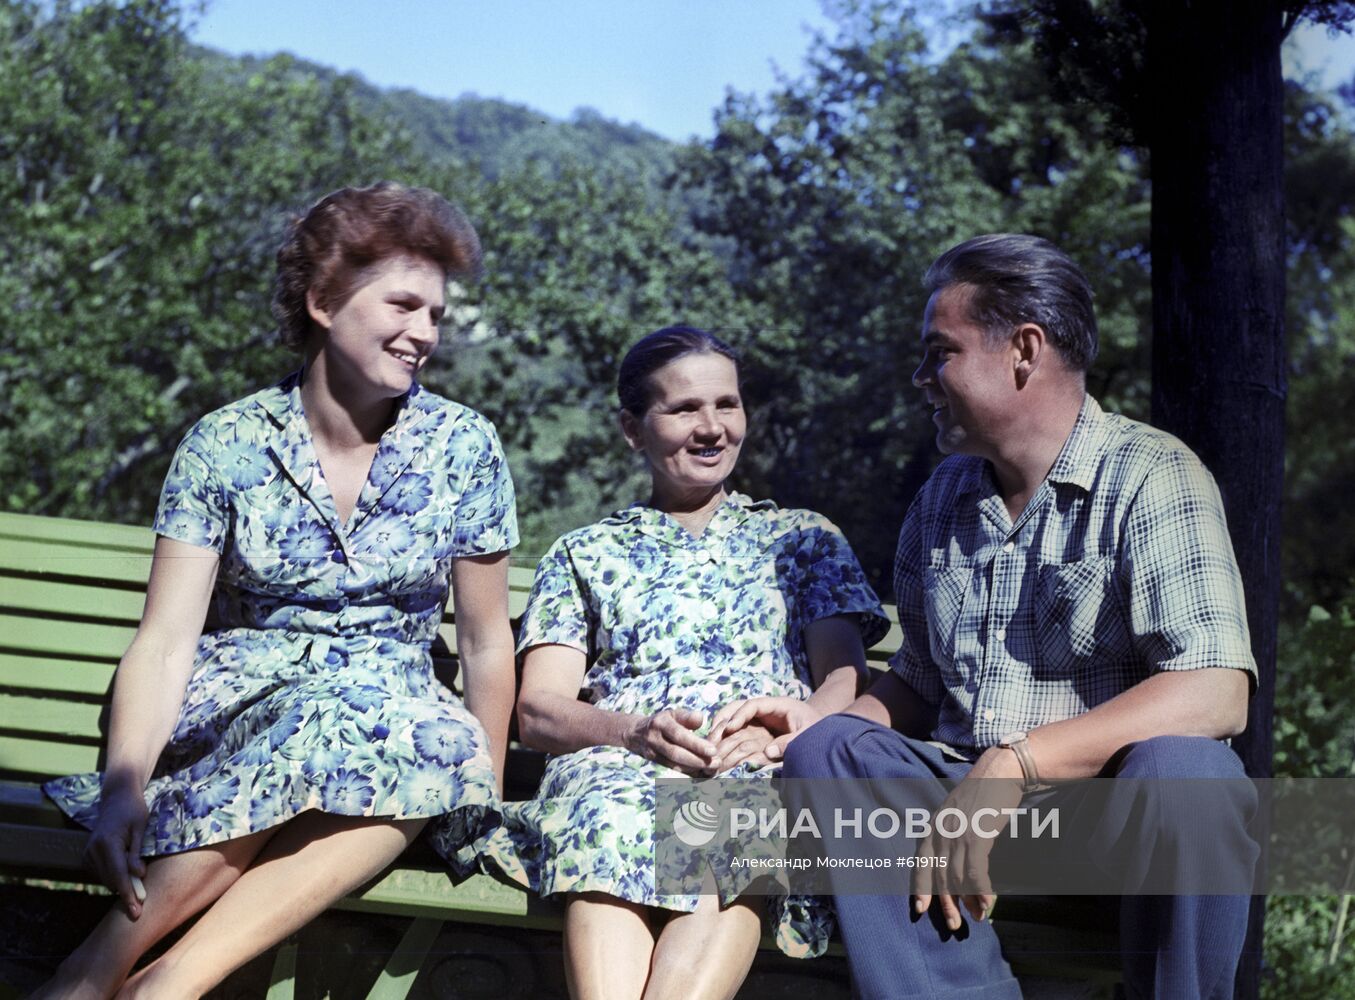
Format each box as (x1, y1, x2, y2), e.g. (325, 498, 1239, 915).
(44, 371, 518, 871)
(476, 493, 887, 956)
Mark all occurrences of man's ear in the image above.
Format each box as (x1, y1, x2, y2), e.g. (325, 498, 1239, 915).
(1012, 322, 1047, 388)
(306, 287, 332, 331)
(619, 409, 644, 451)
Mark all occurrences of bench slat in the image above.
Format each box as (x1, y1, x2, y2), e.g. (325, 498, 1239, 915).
(0, 693, 105, 740)
(0, 653, 116, 696)
(0, 612, 135, 659)
(337, 867, 564, 930)
(0, 735, 101, 780)
(0, 537, 154, 584)
(0, 575, 145, 622)
(0, 511, 154, 551)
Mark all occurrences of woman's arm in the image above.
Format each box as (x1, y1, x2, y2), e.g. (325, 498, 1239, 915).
(451, 552, 518, 790)
(91, 535, 219, 918)
(516, 644, 719, 774)
(709, 614, 870, 767)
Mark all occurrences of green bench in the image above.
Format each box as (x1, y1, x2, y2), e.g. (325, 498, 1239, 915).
(0, 510, 1118, 998)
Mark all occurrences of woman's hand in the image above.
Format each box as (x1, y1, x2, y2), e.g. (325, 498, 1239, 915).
(85, 781, 150, 919)
(708, 696, 825, 763)
(712, 723, 776, 772)
(625, 708, 719, 776)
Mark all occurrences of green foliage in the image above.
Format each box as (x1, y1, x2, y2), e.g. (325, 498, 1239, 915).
(429, 161, 756, 556)
(1265, 597, 1355, 998)
(0, 0, 416, 521)
(675, 0, 1149, 584)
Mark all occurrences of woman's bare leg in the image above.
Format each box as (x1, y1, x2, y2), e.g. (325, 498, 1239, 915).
(563, 892, 656, 1000)
(29, 829, 274, 1000)
(114, 813, 425, 999)
(643, 895, 761, 1000)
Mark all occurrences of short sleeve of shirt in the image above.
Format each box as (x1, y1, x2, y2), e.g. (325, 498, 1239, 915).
(794, 512, 890, 647)
(1122, 449, 1257, 684)
(449, 419, 520, 557)
(152, 417, 229, 553)
(516, 534, 589, 655)
(888, 499, 946, 707)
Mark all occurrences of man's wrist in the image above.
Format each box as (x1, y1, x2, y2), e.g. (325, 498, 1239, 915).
(997, 730, 1048, 792)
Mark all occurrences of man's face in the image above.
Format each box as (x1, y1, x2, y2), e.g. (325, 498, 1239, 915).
(912, 284, 1018, 457)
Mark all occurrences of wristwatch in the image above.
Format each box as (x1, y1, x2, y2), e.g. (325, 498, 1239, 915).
(998, 730, 1048, 793)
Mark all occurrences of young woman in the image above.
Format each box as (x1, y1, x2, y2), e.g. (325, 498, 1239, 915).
(38, 182, 517, 999)
(478, 326, 888, 1000)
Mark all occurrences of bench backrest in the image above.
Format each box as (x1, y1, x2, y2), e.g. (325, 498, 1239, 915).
(0, 510, 902, 785)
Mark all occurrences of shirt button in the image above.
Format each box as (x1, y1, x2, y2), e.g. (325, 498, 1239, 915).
(330, 549, 347, 564)
(996, 628, 1007, 642)
(1003, 541, 1015, 553)
(982, 708, 996, 722)
(701, 601, 720, 619)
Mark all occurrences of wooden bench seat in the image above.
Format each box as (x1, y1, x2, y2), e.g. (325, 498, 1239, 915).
(0, 510, 1117, 998)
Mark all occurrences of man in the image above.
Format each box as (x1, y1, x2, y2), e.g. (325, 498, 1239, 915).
(782, 234, 1258, 999)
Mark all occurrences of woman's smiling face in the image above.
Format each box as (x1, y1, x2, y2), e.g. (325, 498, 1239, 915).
(622, 352, 746, 506)
(307, 254, 445, 399)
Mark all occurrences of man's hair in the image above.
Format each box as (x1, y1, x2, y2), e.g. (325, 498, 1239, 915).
(272, 181, 482, 350)
(924, 233, 1098, 372)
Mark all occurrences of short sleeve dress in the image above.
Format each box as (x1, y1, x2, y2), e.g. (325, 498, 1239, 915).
(476, 493, 888, 957)
(44, 371, 518, 870)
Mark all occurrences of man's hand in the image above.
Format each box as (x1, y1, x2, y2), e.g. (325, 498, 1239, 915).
(625, 708, 720, 775)
(913, 747, 1024, 931)
(708, 696, 824, 763)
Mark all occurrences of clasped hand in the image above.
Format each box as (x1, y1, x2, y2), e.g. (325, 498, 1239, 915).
(626, 696, 824, 777)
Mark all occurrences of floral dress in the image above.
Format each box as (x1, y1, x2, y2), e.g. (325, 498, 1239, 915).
(44, 371, 517, 870)
(476, 493, 888, 957)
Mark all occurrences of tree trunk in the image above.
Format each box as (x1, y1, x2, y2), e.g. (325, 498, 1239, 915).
(1145, 3, 1286, 997)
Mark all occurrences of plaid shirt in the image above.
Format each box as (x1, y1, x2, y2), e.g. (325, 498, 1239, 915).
(891, 395, 1257, 754)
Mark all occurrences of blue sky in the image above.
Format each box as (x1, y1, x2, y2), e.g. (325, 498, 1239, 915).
(188, 1, 1354, 142)
(188, 0, 837, 142)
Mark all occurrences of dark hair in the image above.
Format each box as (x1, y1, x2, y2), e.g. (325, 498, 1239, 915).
(924, 233, 1098, 371)
(272, 181, 483, 350)
(616, 326, 741, 415)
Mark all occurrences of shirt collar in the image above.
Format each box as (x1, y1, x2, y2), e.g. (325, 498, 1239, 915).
(1045, 394, 1104, 492)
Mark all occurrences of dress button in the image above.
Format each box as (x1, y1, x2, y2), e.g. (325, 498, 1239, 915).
(330, 549, 347, 564)
(996, 628, 1007, 642)
(701, 601, 720, 619)
(1003, 541, 1015, 553)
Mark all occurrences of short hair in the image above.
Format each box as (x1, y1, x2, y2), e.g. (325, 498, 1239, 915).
(924, 233, 1098, 371)
(616, 326, 741, 415)
(272, 181, 483, 350)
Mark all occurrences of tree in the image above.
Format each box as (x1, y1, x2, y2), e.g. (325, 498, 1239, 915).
(675, 0, 1151, 585)
(0, 0, 420, 523)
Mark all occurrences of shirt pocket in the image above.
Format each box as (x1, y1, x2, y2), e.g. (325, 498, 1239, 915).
(1034, 556, 1131, 677)
(923, 564, 973, 668)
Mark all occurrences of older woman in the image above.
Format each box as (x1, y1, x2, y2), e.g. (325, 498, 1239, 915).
(38, 182, 517, 999)
(478, 326, 888, 1000)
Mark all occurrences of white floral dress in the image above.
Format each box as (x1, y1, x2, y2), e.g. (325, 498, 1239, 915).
(44, 371, 517, 871)
(477, 494, 887, 956)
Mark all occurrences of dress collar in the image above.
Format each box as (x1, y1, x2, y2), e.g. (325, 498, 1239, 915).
(608, 491, 775, 547)
(253, 370, 439, 541)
